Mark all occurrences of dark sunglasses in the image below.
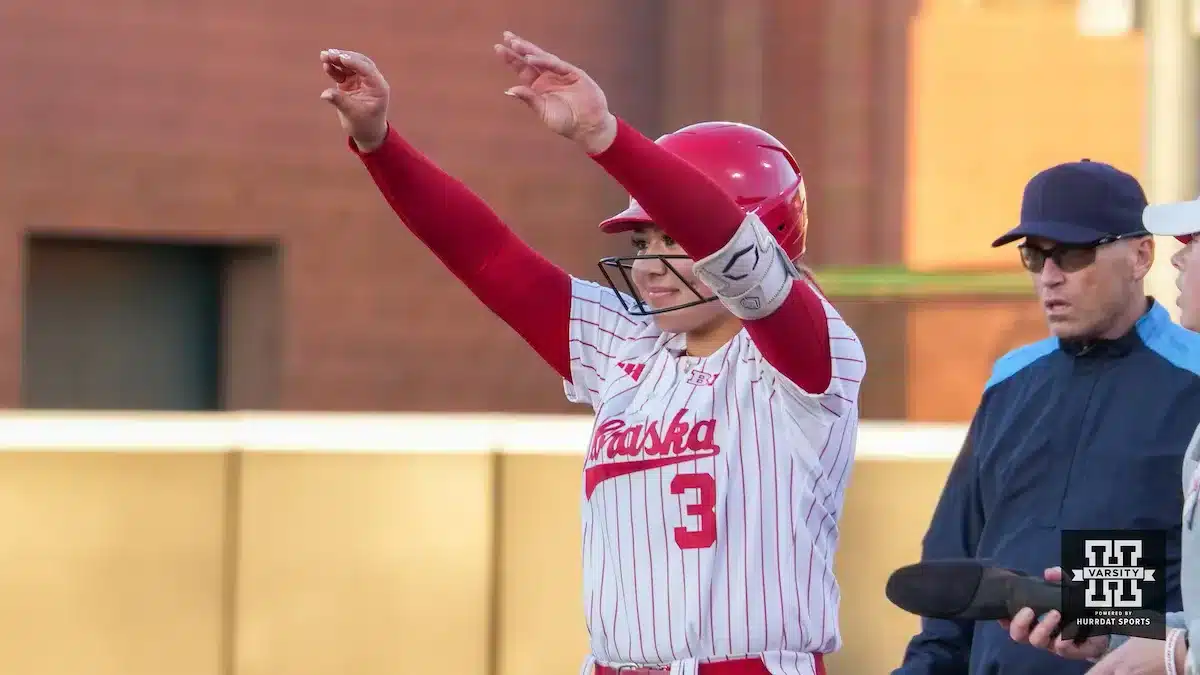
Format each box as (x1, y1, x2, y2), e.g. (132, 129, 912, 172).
(1017, 233, 1149, 273)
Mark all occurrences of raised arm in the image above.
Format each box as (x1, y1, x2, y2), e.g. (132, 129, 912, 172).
(319, 48, 572, 380)
(497, 32, 832, 393)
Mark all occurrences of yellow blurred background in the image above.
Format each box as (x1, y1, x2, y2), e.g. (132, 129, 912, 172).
(0, 412, 958, 675)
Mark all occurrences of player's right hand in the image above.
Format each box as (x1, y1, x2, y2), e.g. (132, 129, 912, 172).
(998, 566, 1109, 661)
(319, 49, 390, 153)
(493, 31, 617, 154)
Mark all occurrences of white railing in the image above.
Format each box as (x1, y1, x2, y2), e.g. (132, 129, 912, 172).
(0, 411, 968, 459)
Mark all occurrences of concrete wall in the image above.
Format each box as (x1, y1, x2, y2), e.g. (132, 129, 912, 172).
(0, 412, 962, 675)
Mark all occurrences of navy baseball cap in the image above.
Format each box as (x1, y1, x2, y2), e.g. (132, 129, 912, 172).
(991, 159, 1150, 247)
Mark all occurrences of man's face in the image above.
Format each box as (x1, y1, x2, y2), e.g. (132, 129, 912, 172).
(1021, 235, 1153, 340)
(1171, 238, 1200, 331)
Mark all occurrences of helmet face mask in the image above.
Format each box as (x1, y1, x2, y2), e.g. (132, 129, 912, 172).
(597, 253, 718, 316)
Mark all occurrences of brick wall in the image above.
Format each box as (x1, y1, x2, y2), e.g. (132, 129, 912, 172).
(0, 1, 1093, 416)
(0, 0, 665, 412)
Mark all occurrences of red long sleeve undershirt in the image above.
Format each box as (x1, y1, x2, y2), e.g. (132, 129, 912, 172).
(354, 125, 574, 381)
(354, 117, 832, 394)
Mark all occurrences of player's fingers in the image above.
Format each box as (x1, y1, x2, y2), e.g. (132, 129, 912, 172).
(322, 61, 350, 83)
(493, 43, 543, 85)
(494, 44, 525, 70)
(320, 49, 357, 71)
(500, 34, 569, 77)
(326, 49, 385, 87)
(319, 87, 344, 106)
(1044, 566, 1064, 582)
(329, 50, 369, 73)
(521, 52, 575, 77)
(324, 48, 375, 68)
(502, 32, 576, 75)
(504, 85, 541, 107)
(502, 31, 546, 57)
(1008, 607, 1036, 642)
(1028, 610, 1062, 649)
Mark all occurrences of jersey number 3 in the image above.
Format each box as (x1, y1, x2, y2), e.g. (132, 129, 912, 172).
(671, 472, 717, 549)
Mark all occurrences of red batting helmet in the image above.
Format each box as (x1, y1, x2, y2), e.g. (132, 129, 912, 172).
(598, 121, 810, 259)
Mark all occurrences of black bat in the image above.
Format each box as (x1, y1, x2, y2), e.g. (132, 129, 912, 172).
(885, 559, 1164, 642)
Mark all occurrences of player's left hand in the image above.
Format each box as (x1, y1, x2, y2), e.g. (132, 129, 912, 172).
(493, 31, 617, 154)
(1087, 635, 1183, 675)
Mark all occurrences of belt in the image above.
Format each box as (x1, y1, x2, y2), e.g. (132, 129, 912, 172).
(593, 654, 825, 675)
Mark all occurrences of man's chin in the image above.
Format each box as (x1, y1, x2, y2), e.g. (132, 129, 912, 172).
(1180, 304, 1200, 332)
(1046, 315, 1083, 340)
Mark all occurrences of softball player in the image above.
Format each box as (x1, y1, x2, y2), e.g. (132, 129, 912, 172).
(318, 31, 865, 675)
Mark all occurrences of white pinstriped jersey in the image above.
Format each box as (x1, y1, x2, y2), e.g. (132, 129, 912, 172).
(564, 278, 865, 675)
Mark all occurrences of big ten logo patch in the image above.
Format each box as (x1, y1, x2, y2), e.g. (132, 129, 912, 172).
(1061, 529, 1167, 640)
(686, 370, 717, 386)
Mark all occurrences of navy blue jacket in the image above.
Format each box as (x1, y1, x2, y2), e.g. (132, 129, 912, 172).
(893, 301, 1200, 675)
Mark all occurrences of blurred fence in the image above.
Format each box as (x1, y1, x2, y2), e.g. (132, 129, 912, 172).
(0, 411, 966, 675)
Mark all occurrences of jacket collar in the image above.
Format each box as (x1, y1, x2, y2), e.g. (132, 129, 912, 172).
(1058, 297, 1162, 358)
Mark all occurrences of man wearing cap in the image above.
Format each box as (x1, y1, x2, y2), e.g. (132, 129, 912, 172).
(999, 200, 1200, 675)
(893, 159, 1200, 675)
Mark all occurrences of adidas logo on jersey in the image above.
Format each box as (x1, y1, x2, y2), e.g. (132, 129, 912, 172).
(617, 361, 645, 381)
